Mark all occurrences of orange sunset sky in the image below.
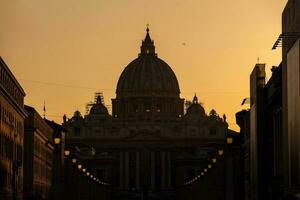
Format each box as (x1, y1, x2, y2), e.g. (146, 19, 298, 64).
(0, 0, 287, 131)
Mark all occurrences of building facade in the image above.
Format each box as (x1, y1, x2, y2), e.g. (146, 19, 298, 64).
(236, 0, 300, 198)
(237, 63, 283, 200)
(45, 119, 66, 200)
(63, 28, 235, 200)
(235, 109, 250, 200)
(0, 57, 27, 199)
(237, 0, 300, 199)
(249, 63, 266, 200)
(281, 0, 300, 195)
(23, 105, 54, 199)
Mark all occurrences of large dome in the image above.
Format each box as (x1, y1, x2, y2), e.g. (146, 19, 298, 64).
(116, 28, 180, 98)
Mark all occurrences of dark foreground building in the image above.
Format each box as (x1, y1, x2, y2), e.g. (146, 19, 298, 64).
(0, 57, 27, 199)
(44, 119, 66, 200)
(23, 105, 54, 199)
(236, 1, 300, 199)
(236, 63, 283, 200)
(63, 28, 236, 200)
(281, 0, 300, 196)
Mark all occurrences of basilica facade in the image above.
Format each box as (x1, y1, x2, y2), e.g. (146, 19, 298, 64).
(63, 28, 233, 200)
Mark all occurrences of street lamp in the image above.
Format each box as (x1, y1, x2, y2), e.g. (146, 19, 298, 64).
(78, 164, 82, 170)
(86, 172, 90, 176)
(82, 168, 86, 172)
(212, 158, 217, 163)
(54, 137, 61, 145)
(227, 137, 233, 145)
(208, 164, 212, 169)
(204, 168, 207, 173)
(201, 172, 204, 176)
(218, 149, 224, 156)
(53, 134, 62, 200)
(72, 158, 77, 163)
(64, 150, 70, 156)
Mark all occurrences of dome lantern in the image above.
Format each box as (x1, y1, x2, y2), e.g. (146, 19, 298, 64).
(139, 26, 156, 56)
(193, 94, 198, 104)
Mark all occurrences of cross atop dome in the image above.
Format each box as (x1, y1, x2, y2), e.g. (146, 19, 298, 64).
(140, 25, 156, 56)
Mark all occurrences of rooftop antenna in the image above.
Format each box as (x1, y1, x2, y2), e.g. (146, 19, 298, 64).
(257, 57, 260, 63)
(43, 101, 46, 119)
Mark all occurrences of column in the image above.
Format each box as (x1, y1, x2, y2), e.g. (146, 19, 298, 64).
(125, 152, 129, 188)
(151, 152, 155, 189)
(119, 152, 124, 188)
(167, 152, 171, 187)
(225, 151, 234, 200)
(136, 152, 140, 189)
(161, 151, 166, 188)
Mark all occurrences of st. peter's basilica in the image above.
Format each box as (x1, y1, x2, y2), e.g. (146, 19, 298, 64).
(62, 28, 235, 200)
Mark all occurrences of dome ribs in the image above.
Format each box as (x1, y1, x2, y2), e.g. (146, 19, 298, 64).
(116, 55, 180, 98)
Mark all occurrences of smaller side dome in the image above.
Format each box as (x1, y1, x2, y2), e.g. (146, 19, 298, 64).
(186, 95, 205, 116)
(70, 110, 83, 122)
(89, 96, 109, 115)
(73, 110, 83, 119)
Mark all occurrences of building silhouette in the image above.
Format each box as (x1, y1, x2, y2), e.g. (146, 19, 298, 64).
(0, 57, 27, 199)
(236, 0, 300, 199)
(44, 119, 66, 200)
(23, 105, 54, 200)
(281, 0, 300, 195)
(63, 28, 236, 200)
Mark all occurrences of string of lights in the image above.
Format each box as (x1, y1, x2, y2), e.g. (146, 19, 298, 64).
(182, 148, 224, 186)
(181, 134, 235, 186)
(64, 149, 110, 186)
